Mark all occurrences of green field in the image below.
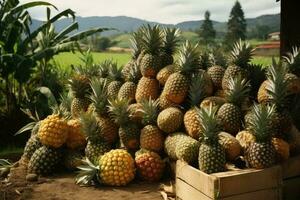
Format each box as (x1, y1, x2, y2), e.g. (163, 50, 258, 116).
(53, 51, 276, 70)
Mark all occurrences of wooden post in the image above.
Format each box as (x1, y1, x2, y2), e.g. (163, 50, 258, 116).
(280, 0, 300, 56)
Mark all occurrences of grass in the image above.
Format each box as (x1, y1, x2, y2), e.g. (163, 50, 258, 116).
(52, 51, 131, 69)
(251, 56, 279, 66)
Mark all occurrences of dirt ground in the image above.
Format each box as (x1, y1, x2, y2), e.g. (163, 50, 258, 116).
(0, 165, 170, 200)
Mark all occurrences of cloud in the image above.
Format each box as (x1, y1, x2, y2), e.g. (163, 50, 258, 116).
(20, 0, 280, 24)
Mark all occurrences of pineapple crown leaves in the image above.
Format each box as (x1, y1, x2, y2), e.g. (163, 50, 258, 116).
(108, 98, 131, 125)
(126, 62, 141, 83)
(79, 111, 102, 142)
(130, 29, 144, 59)
(196, 104, 221, 144)
(137, 98, 160, 125)
(15, 108, 41, 136)
(188, 73, 207, 107)
(248, 104, 275, 142)
(50, 103, 71, 120)
(265, 59, 289, 109)
(283, 46, 300, 76)
(99, 60, 112, 78)
(199, 50, 214, 70)
(75, 157, 99, 186)
(89, 78, 109, 116)
(225, 75, 251, 106)
(108, 61, 123, 82)
(140, 24, 164, 55)
(176, 41, 201, 74)
(230, 39, 254, 68)
(162, 27, 181, 55)
(68, 75, 91, 98)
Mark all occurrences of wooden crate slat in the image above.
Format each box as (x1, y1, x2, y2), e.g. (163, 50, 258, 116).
(222, 188, 281, 200)
(281, 155, 300, 179)
(176, 160, 218, 198)
(176, 178, 212, 200)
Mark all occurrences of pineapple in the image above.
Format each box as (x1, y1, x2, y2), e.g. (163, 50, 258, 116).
(197, 105, 226, 174)
(68, 74, 91, 118)
(162, 41, 200, 104)
(135, 151, 165, 182)
(90, 78, 118, 144)
(108, 98, 140, 150)
(76, 149, 135, 186)
(157, 107, 183, 133)
(214, 89, 225, 98)
(157, 65, 175, 86)
(217, 75, 250, 135)
(236, 130, 255, 151)
(257, 62, 293, 136)
(63, 150, 84, 171)
(283, 47, 300, 93)
(66, 119, 86, 150)
(28, 146, 62, 175)
(164, 132, 186, 160)
(272, 137, 290, 162)
(140, 25, 163, 77)
(245, 104, 277, 169)
(222, 40, 253, 91)
(135, 77, 159, 103)
(80, 112, 111, 164)
(98, 60, 111, 78)
(22, 135, 42, 163)
(118, 63, 141, 103)
(207, 65, 225, 90)
(200, 96, 226, 110)
(128, 103, 143, 124)
(37, 106, 69, 148)
(139, 99, 164, 152)
(158, 92, 178, 110)
(107, 62, 123, 99)
(122, 29, 144, 80)
(160, 27, 180, 67)
(184, 73, 208, 139)
(218, 132, 242, 161)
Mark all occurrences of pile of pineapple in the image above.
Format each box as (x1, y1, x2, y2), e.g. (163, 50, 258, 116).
(19, 24, 300, 187)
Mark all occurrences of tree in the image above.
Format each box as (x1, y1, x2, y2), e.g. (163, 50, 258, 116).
(225, 1, 247, 45)
(199, 11, 216, 45)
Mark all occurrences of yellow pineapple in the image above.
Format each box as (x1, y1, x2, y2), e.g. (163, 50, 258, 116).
(66, 119, 86, 149)
(157, 65, 175, 86)
(135, 77, 159, 103)
(157, 107, 183, 133)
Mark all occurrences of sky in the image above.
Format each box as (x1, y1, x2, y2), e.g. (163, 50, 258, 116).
(20, 0, 280, 24)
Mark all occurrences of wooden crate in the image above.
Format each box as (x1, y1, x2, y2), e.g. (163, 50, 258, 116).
(176, 160, 282, 200)
(281, 155, 300, 200)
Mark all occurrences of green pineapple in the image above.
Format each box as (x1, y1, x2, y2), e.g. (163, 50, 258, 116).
(23, 135, 42, 161)
(79, 112, 111, 164)
(90, 78, 118, 144)
(108, 98, 140, 150)
(140, 24, 164, 77)
(245, 104, 277, 169)
(160, 27, 180, 67)
(118, 63, 141, 103)
(217, 75, 250, 135)
(107, 62, 123, 99)
(28, 146, 62, 175)
(222, 40, 254, 91)
(197, 104, 226, 174)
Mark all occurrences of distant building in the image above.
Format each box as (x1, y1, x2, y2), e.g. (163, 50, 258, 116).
(268, 32, 280, 41)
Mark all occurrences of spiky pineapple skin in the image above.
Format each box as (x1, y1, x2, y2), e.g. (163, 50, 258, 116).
(198, 143, 226, 174)
(38, 115, 69, 148)
(97, 116, 119, 144)
(246, 142, 276, 169)
(85, 140, 111, 165)
(156, 65, 174, 86)
(107, 81, 122, 99)
(118, 82, 136, 103)
(22, 135, 42, 163)
(164, 132, 186, 160)
(28, 146, 62, 175)
(119, 124, 140, 150)
(176, 136, 200, 164)
(163, 72, 189, 104)
(257, 80, 270, 104)
(184, 108, 201, 139)
(272, 137, 290, 161)
(207, 65, 225, 90)
(158, 93, 178, 110)
(140, 54, 161, 78)
(66, 119, 86, 149)
(122, 60, 135, 81)
(135, 77, 159, 103)
(140, 125, 164, 152)
(128, 103, 143, 124)
(217, 103, 242, 135)
(157, 107, 183, 133)
(135, 151, 165, 182)
(71, 98, 90, 118)
(98, 149, 135, 186)
(218, 132, 242, 161)
(222, 65, 248, 91)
